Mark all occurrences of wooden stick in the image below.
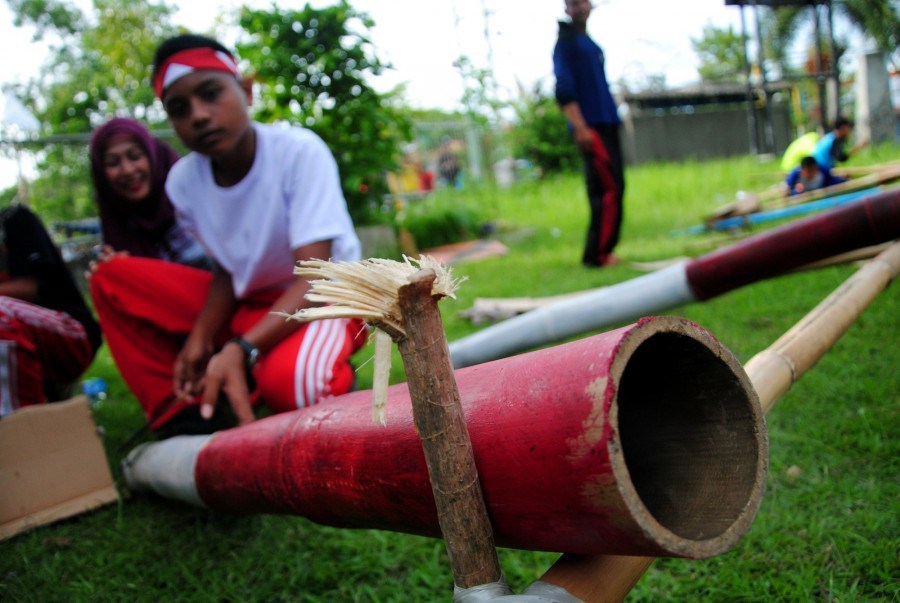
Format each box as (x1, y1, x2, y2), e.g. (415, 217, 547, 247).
(287, 256, 498, 588)
(396, 269, 501, 588)
(538, 241, 900, 602)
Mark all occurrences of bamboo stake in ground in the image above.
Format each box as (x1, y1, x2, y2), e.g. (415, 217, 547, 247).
(396, 269, 501, 588)
(289, 257, 501, 590)
(538, 240, 900, 602)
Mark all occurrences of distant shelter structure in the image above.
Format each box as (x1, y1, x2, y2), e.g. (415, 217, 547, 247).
(621, 81, 794, 164)
(725, 0, 840, 154)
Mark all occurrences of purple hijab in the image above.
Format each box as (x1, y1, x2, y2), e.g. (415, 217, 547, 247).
(89, 118, 181, 257)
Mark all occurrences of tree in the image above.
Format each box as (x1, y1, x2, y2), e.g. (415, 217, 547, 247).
(838, 0, 899, 63)
(508, 81, 579, 175)
(761, 1, 899, 74)
(691, 24, 746, 83)
(235, 1, 412, 222)
(6, 0, 179, 220)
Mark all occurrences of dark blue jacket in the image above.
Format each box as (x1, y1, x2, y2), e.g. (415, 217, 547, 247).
(785, 165, 846, 195)
(553, 21, 620, 126)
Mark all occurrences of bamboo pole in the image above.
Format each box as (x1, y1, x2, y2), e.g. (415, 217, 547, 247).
(396, 269, 502, 588)
(745, 240, 900, 413)
(459, 243, 890, 325)
(706, 163, 900, 222)
(287, 257, 501, 589)
(537, 240, 900, 602)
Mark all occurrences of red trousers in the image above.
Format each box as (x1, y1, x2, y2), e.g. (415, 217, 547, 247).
(0, 296, 94, 417)
(90, 257, 366, 430)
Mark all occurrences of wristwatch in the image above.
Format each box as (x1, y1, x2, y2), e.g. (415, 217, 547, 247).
(230, 337, 260, 372)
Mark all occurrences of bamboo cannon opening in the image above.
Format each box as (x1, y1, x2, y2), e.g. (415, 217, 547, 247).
(611, 328, 765, 553)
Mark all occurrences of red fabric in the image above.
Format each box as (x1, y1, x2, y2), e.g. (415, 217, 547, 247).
(90, 256, 365, 430)
(589, 130, 621, 265)
(0, 297, 93, 416)
(154, 47, 240, 97)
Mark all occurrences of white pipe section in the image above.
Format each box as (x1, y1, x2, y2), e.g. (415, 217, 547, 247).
(121, 434, 213, 508)
(454, 579, 583, 602)
(448, 263, 695, 368)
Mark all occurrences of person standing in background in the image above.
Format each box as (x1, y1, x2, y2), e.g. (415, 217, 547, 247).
(553, 0, 625, 268)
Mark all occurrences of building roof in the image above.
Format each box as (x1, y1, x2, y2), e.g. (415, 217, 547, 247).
(623, 81, 793, 111)
(724, 0, 829, 7)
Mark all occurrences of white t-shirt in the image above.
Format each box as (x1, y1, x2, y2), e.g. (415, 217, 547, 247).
(166, 123, 360, 298)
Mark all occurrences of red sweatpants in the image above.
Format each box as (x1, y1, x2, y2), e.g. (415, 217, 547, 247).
(0, 296, 94, 417)
(89, 257, 366, 430)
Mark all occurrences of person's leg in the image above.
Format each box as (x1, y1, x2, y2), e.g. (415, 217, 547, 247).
(595, 124, 625, 257)
(89, 256, 213, 429)
(250, 317, 365, 414)
(0, 296, 93, 416)
(582, 125, 624, 266)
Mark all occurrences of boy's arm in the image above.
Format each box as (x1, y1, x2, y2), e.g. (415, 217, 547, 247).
(784, 169, 800, 196)
(201, 239, 332, 425)
(561, 102, 594, 152)
(174, 264, 238, 401)
(553, 40, 593, 153)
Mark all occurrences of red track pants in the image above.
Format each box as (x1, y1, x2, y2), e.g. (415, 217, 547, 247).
(89, 257, 365, 430)
(0, 296, 94, 417)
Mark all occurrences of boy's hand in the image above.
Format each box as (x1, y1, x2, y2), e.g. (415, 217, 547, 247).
(201, 342, 255, 426)
(173, 335, 213, 401)
(574, 124, 595, 153)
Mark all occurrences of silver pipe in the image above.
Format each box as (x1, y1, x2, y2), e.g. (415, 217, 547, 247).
(449, 263, 694, 368)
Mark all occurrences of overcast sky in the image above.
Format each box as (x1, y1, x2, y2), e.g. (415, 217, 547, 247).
(0, 0, 869, 187)
(0, 0, 756, 109)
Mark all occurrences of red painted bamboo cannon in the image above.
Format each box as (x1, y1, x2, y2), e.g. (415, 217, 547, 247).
(125, 315, 767, 559)
(450, 188, 900, 368)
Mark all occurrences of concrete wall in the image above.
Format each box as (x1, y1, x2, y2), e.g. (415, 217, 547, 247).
(622, 103, 792, 165)
(856, 52, 897, 145)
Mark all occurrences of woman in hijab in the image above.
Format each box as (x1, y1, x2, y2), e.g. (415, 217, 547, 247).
(88, 118, 208, 268)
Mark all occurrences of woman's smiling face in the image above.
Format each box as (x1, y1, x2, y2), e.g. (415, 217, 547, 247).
(102, 135, 152, 202)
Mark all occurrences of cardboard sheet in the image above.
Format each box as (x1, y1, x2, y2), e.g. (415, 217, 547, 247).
(0, 395, 118, 540)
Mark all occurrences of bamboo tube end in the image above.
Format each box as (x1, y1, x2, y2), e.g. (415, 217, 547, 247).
(608, 316, 768, 559)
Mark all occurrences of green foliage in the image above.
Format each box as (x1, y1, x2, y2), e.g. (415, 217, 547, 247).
(453, 55, 499, 128)
(761, 1, 898, 78)
(6, 0, 85, 38)
(508, 82, 580, 175)
(395, 189, 490, 249)
(7, 0, 179, 219)
(691, 24, 746, 83)
(235, 1, 412, 223)
(761, 6, 805, 75)
(839, 0, 899, 59)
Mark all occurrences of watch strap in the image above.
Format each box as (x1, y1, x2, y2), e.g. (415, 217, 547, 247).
(230, 337, 260, 370)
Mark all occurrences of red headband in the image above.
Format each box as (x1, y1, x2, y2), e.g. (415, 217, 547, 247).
(153, 47, 240, 98)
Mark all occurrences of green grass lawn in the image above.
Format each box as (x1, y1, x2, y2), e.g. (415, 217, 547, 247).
(2, 145, 898, 601)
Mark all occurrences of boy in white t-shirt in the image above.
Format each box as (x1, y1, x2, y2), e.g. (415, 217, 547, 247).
(90, 34, 365, 434)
